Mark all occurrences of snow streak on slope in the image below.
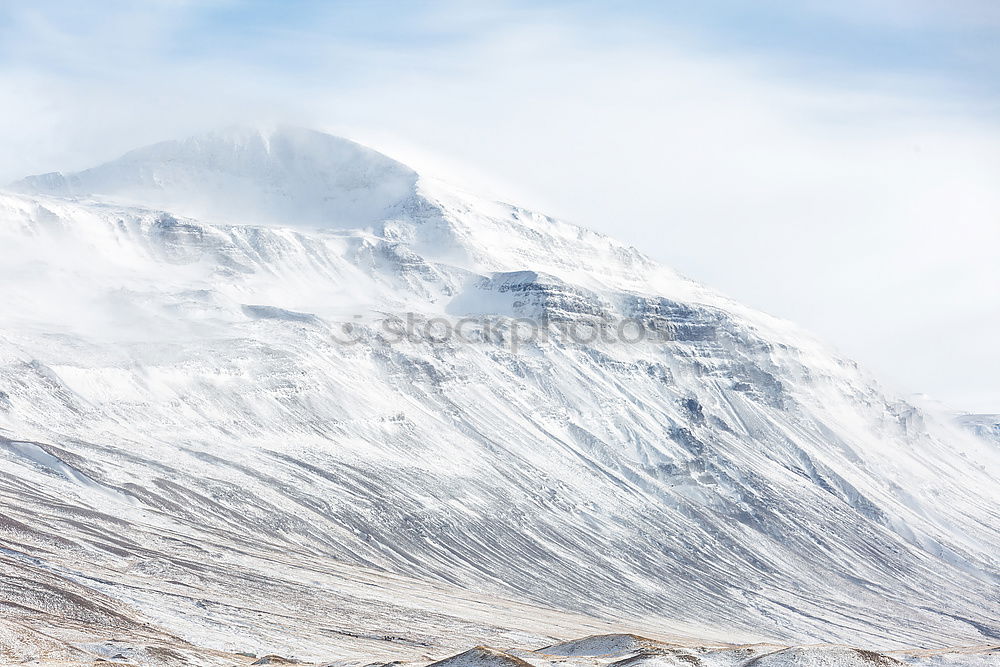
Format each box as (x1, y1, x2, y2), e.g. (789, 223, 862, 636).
(0, 127, 998, 660)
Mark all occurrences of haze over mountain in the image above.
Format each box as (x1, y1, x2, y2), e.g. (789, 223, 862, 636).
(1, 126, 998, 665)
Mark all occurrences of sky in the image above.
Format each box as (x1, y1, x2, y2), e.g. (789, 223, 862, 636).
(1, 0, 998, 412)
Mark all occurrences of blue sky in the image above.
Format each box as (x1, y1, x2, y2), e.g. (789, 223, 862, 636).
(1, 0, 998, 411)
(4, 1, 998, 99)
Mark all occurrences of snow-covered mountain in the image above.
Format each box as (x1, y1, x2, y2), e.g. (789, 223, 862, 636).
(1, 126, 998, 663)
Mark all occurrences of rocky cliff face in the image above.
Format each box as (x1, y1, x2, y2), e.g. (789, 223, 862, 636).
(956, 414, 1000, 447)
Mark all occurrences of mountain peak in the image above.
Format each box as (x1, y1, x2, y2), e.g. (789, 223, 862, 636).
(10, 125, 419, 227)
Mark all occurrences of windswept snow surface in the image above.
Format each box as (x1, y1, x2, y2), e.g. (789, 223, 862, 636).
(10, 125, 418, 228)
(0, 126, 998, 662)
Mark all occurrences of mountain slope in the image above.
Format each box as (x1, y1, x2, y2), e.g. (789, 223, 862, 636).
(0, 126, 998, 660)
